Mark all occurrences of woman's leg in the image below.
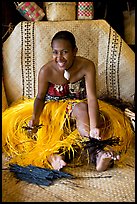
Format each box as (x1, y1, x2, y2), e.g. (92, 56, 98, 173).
(72, 102, 120, 171)
(72, 102, 90, 137)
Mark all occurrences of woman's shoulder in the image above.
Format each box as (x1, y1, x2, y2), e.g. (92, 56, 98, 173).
(39, 61, 53, 74)
(76, 56, 95, 73)
(76, 56, 94, 66)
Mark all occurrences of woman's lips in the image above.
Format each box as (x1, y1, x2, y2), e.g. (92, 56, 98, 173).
(58, 62, 66, 68)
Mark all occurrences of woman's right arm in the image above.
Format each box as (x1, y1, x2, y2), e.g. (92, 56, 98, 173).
(29, 66, 49, 128)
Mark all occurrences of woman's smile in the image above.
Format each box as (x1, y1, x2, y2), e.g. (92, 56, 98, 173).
(57, 61, 66, 69)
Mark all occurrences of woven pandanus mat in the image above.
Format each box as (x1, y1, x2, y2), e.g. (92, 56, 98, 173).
(2, 138, 135, 202)
(2, 79, 8, 112)
(2, 20, 135, 105)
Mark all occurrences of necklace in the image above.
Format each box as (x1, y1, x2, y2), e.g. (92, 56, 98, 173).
(64, 70, 70, 80)
(63, 59, 75, 81)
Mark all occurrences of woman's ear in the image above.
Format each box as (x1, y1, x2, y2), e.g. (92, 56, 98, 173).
(74, 47, 78, 55)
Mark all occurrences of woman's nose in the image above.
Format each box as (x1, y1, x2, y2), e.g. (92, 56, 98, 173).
(57, 52, 64, 60)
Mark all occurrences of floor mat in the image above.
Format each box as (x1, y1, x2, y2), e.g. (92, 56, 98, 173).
(2, 139, 135, 202)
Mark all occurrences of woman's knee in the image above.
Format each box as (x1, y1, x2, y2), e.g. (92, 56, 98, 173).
(72, 102, 88, 118)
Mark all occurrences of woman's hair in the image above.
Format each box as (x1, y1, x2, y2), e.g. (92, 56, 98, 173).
(51, 30, 76, 49)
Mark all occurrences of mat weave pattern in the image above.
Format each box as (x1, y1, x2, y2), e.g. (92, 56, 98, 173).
(2, 20, 135, 105)
(2, 140, 135, 202)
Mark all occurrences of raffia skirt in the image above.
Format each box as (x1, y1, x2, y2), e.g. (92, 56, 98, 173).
(2, 98, 134, 168)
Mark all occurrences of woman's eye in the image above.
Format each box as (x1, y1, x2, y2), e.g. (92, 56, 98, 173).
(52, 50, 58, 55)
(52, 50, 68, 55)
(62, 50, 68, 54)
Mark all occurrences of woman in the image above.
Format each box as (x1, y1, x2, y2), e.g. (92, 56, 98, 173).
(2, 31, 134, 171)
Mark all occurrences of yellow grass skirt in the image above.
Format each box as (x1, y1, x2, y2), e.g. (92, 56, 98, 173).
(2, 98, 134, 168)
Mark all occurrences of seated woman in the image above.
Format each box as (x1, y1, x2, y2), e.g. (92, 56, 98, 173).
(2, 31, 134, 172)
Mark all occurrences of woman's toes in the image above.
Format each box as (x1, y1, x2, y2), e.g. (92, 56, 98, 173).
(112, 153, 120, 161)
(116, 155, 120, 160)
(47, 154, 66, 170)
(102, 151, 112, 159)
(60, 160, 66, 168)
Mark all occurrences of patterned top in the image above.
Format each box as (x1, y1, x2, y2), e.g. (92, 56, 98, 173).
(45, 77, 87, 101)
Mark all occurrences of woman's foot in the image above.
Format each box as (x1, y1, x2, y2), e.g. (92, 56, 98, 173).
(95, 150, 120, 172)
(47, 154, 66, 171)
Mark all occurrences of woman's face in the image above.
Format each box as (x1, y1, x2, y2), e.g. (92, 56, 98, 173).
(52, 39, 77, 71)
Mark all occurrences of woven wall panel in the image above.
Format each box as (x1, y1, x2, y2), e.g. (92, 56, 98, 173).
(2, 79, 8, 111)
(2, 20, 135, 104)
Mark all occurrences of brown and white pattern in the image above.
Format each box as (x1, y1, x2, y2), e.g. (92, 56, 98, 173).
(2, 20, 135, 105)
(21, 21, 36, 99)
(106, 26, 122, 99)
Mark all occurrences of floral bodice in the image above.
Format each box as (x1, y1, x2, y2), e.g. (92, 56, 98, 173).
(45, 78, 87, 101)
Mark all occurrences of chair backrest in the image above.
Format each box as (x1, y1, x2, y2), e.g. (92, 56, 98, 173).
(2, 79, 8, 111)
(2, 20, 135, 105)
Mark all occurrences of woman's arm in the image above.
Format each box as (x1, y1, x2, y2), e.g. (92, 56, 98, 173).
(29, 66, 49, 127)
(85, 60, 101, 139)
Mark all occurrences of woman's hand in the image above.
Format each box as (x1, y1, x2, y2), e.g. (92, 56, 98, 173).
(28, 119, 40, 134)
(89, 128, 101, 140)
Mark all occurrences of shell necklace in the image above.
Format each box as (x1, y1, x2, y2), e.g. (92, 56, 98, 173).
(64, 70, 70, 81)
(63, 59, 75, 81)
